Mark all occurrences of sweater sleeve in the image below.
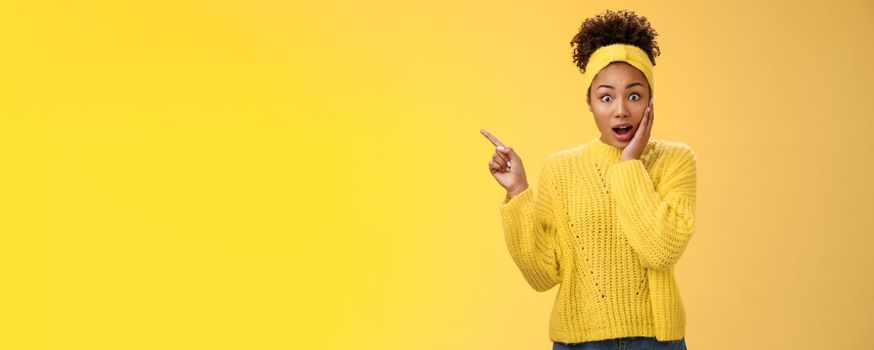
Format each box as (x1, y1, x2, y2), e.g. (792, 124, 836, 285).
(499, 158, 562, 292)
(606, 145, 697, 271)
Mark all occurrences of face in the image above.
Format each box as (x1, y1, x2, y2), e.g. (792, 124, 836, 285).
(587, 62, 652, 148)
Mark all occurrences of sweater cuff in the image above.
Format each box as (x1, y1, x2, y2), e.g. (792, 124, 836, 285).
(500, 186, 533, 214)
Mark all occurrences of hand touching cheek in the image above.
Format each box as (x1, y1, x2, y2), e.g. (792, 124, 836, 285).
(620, 100, 653, 161)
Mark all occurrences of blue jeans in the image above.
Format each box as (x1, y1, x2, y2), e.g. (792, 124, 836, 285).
(553, 336, 686, 350)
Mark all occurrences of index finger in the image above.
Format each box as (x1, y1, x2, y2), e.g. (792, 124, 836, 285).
(479, 128, 505, 148)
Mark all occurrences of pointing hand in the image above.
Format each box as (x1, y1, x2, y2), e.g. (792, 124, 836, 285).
(480, 128, 529, 198)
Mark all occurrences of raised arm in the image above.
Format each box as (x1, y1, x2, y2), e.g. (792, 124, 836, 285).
(607, 145, 697, 271)
(499, 156, 562, 292)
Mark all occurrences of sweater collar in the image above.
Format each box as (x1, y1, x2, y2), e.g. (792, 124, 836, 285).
(586, 136, 658, 161)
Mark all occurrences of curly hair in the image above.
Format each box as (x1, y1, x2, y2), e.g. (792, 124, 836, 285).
(570, 9, 660, 74)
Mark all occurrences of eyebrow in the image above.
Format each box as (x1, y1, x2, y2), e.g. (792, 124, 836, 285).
(596, 82, 644, 89)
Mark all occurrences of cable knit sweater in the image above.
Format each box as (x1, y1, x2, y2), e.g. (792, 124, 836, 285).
(499, 137, 697, 343)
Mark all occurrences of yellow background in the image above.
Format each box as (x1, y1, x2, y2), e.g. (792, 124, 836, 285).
(2, 1, 873, 349)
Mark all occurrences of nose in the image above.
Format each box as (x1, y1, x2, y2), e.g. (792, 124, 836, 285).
(615, 100, 630, 119)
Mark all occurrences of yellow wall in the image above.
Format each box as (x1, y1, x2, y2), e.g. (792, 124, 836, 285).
(2, 1, 873, 349)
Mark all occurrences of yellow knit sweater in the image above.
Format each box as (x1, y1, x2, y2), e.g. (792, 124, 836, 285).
(499, 137, 697, 343)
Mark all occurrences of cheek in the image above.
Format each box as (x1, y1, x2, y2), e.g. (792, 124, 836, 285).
(631, 107, 646, 123)
(594, 116, 612, 131)
(592, 105, 611, 119)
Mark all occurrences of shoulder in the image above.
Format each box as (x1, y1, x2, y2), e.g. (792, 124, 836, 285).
(544, 143, 588, 166)
(538, 145, 584, 179)
(532, 144, 586, 184)
(646, 139, 697, 182)
(648, 138, 696, 165)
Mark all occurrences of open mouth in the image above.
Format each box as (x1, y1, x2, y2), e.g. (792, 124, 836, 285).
(612, 125, 633, 135)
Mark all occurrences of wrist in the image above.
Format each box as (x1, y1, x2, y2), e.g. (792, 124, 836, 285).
(507, 183, 529, 198)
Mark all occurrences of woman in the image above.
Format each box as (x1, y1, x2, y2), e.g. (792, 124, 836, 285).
(480, 9, 696, 350)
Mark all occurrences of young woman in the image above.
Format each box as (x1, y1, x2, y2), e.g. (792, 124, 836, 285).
(480, 9, 696, 350)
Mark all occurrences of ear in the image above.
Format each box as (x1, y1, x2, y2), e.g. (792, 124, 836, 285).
(586, 86, 593, 112)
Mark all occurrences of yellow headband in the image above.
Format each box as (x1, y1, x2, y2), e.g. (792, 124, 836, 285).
(582, 43, 655, 98)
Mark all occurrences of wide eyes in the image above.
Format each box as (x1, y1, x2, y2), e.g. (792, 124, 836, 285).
(599, 93, 641, 103)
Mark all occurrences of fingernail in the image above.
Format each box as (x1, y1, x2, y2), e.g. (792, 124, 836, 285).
(507, 160, 512, 167)
(497, 145, 505, 151)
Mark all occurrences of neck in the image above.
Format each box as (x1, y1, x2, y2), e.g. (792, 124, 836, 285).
(588, 136, 657, 161)
(589, 137, 624, 160)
